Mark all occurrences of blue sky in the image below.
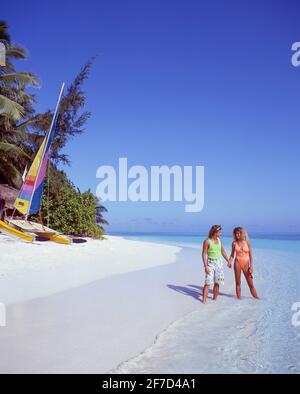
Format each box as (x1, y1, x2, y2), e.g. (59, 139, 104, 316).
(3, 0, 300, 233)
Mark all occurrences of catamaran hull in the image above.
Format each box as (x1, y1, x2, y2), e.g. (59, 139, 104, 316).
(36, 232, 71, 245)
(7, 219, 71, 245)
(0, 220, 34, 242)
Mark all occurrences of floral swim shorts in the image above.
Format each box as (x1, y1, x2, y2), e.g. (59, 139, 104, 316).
(205, 258, 224, 286)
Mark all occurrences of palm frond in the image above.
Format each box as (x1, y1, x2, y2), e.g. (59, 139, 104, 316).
(0, 72, 40, 87)
(0, 141, 30, 159)
(0, 93, 24, 120)
(0, 60, 15, 73)
(0, 128, 30, 141)
(5, 46, 27, 60)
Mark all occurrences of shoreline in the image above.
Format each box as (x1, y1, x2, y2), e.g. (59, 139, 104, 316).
(113, 244, 300, 374)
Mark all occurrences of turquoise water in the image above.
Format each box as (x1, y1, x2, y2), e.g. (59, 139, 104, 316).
(113, 233, 300, 254)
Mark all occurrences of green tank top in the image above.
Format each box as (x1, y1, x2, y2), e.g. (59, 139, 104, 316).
(207, 238, 222, 259)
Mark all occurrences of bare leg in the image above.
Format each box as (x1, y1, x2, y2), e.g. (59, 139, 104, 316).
(213, 283, 219, 300)
(202, 284, 210, 304)
(242, 267, 259, 299)
(234, 261, 242, 299)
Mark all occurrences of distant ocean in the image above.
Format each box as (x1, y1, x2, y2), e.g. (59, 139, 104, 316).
(111, 232, 300, 373)
(110, 232, 300, 253)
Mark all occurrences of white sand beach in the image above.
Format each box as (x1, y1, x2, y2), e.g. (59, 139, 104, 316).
(0, 233, 232, 373)
(0, 233, 299, 374)
(0, 234, 180, 304)
(0, 234, 193, 373)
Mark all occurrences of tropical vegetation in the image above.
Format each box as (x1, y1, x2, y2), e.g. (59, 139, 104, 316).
(0, 21, 107, 238)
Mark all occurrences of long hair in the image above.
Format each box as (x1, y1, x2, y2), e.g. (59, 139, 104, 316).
(208, 225, 222, 239)
(233, 227, 248, 241)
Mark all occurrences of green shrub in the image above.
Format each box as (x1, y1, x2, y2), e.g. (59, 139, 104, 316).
(36, 169, 106, 239)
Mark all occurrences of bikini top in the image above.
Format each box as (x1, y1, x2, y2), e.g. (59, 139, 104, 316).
(234, 241, 250, 257)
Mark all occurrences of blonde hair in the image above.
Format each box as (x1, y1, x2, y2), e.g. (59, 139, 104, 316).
(233, 227, 248, 241)
(208, 225, 222, 239)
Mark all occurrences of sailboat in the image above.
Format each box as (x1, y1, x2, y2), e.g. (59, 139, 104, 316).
(0, 83, 73, 244)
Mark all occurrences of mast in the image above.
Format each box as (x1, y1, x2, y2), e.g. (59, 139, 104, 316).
(25, 83, 65, 220)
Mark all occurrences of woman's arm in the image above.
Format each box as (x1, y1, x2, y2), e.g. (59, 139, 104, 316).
(228, 242, 235, 268)
(248, 240, 254, 273)
(202, 240, 210, 274)
(221, 243, 230, 266)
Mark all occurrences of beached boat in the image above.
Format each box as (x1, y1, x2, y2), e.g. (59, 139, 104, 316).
(0, 219, 35, 242)
(0, 83, 82, 245)
(6, 219, 70, 244)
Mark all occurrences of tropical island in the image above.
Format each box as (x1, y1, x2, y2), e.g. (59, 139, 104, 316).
(0, 4, 299, 376)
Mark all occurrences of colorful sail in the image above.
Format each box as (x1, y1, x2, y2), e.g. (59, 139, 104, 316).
(14, 84, 65, 217)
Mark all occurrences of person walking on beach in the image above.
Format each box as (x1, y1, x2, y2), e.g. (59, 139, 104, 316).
(201, 225, 231, 304)
(229, 227, 259, 300)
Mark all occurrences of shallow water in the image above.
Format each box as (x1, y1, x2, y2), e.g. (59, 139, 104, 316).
(113, 236, 300, 374)
(119, 233, 300, 254)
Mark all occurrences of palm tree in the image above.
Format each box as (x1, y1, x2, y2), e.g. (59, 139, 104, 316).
(0, 21, 39, 120)
(0, 21, 39, 187)
(96, 203, 108, 231)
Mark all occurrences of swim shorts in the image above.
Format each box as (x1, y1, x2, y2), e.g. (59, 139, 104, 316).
(205, 258, 224, 286)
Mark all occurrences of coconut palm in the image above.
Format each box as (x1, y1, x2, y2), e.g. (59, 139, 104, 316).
(0, 21, 40, 187)
(0, 21, 39, 120)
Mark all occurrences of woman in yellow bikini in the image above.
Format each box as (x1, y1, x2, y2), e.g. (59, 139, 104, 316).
(229, 227, 259, 300)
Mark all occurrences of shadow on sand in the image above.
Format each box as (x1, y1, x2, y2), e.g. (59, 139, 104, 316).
(167, 284, 236, 300)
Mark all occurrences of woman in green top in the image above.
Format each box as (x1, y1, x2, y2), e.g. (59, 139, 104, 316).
(201, 225, 231, 304)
